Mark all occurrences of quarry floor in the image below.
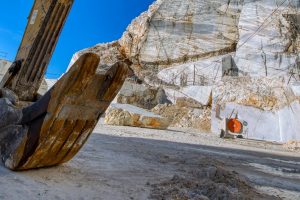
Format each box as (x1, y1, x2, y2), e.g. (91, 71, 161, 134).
(0, 120, 300, 199)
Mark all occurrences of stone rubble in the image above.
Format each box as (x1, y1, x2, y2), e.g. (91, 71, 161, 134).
(152, 104, 211, 132)
(283, 140, 300, 152)
(213, 76, 298, 111)
(105, 103, 170, 130)
(115, 80, 170, 110)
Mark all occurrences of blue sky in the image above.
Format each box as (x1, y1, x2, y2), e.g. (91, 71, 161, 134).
(0, 0, 154, 78)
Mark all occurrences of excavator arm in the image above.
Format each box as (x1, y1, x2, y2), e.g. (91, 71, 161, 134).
(0, 0, 130, 170)
(0, 0, 74, 101)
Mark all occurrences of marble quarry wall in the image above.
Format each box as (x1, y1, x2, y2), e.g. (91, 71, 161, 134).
(57, 0, 300, 142)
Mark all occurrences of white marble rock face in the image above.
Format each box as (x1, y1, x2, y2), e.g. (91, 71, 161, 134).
(211, 101, 300, 143)
(157, 54, 228, 86)
(71, 0, 300, 87)
(153, 0, 300, 86)
(211, 76, 300, 142)
(181, 85, 212, 106)
(139, 0, 242, 65)
(67, 0, 300, 142)
(234, 0, 300, 82)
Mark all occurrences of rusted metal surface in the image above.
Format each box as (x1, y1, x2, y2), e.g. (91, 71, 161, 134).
(1, 53, 129, 170)
(0, 0, 74, 101)
(0, 0, 131, 171)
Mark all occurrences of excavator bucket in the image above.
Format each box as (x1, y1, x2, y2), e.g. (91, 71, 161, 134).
(0, 0, 74, 101)
(1, 53, 129, 170)
(0, 0, 131, 170)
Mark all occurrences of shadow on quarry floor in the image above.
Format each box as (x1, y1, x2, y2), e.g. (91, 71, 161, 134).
(0, 132, 299, 199)
(92, 133, 300, 188)
(91, 131, 300, 199)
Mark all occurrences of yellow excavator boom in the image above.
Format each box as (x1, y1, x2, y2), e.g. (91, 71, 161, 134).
(0, 0, 74, 101)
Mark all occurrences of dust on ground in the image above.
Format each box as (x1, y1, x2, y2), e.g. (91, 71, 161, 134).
(0, 120, 299, 199)
(149, 163, 276, 200)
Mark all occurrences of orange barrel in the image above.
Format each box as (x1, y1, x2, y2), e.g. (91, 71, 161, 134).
(227, 118, 242, 133)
